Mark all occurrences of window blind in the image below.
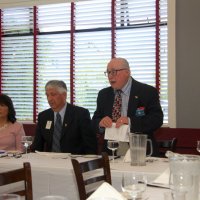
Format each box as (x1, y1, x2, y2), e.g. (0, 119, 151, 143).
(0, 0, 168, 123)
(0, 0, 78, 9)
(115, 0, 168, 123)
(73, 0, 111, 113)
(36, 3, 71, 115)
(1, 7, 34, 120)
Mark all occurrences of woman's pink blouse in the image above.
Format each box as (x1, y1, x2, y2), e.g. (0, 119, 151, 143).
(0, 122, 25, 152)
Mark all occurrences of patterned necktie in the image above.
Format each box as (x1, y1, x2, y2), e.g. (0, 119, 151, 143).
(52, 113, 62, 152)
(112, 90, 122, 122)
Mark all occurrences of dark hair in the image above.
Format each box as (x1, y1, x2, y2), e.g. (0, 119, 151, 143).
(0, 94, 16, 123)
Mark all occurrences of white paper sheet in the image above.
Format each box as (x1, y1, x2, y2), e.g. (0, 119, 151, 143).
(87, 182, 126, 200)
(104, 123, 130, 142)
(148, 168, 170, 188)
(123, 148, 131, 162)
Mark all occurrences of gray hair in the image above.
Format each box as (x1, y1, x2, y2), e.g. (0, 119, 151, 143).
(45, 80, 67, 93)
(117, 57, 130, 69)
(108, 57, 130, 70)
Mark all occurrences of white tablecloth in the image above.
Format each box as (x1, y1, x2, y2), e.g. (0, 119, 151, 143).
(0, 153, 169, 200)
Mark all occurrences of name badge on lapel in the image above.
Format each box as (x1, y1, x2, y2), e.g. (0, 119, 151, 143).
(46, 121, 52, 129)
(135, 107, 145, 117)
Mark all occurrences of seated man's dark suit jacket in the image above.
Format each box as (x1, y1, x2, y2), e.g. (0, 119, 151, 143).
(92, 77, 163, 156)
(32, 103, 97, 154)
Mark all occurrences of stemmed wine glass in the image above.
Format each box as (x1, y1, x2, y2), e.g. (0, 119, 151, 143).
(21, 136, 33, 157)
(196, 141, 200, 153)
(121, 173, 147, 200)
(107, 140, 119, 163)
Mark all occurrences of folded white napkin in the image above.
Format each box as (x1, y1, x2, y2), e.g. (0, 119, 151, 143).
(149, 168, 170, 188)
(105, 123, 130, 142)
(87, 182, 126, 200)
(123, 148, 131, 162)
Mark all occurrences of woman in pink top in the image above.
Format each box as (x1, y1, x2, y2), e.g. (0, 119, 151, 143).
(0, 94, 25, 152)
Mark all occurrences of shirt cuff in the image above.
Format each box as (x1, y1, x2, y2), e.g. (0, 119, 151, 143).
(128, 117, 131, 127)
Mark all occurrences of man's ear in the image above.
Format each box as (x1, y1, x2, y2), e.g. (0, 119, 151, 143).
(126, 69, 131, 76)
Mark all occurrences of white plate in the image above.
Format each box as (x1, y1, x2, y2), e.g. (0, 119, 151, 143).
(69, 154, 99, 158)
(35, 151, 71, 158)
(83, 155, 99, 158)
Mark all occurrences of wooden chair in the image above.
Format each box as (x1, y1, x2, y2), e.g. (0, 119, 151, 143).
(0, 162, 33, 200)
(71, 152, 111, 200)
(157, 137, 178, 157)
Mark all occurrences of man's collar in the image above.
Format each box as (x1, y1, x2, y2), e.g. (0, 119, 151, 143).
(114, 77, 132, 95)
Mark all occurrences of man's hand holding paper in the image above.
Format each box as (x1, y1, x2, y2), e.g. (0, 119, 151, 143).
(104, 123, 130, 142)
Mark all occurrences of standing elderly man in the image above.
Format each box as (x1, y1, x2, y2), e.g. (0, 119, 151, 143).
(32, 80, 97, 154)
(92, 58, 163, 156)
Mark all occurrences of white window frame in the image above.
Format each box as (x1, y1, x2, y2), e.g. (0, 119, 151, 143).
(168, 0, 176, 127)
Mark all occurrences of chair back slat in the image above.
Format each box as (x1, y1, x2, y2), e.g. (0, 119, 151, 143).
(80, 159, 102, 172)
(0, 162, 33, 200)
(84, 175, 107, 185)
(71, 152, 111, 200)
(0, 169, 24, 184)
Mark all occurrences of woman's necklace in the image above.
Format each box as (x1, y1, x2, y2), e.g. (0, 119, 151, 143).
(0, 123, 8, 131)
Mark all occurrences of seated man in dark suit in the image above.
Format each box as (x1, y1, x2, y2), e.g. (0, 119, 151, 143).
(92, 58, 163, 156)
(32, 80, 97, 154)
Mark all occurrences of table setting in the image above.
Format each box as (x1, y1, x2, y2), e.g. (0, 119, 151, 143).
(0, 150, 169, 200)
(0, 137, 200, 200)
(85, 177, 169, 200)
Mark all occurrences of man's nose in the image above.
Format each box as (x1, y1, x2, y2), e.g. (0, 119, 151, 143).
(47, 96, 52, 101)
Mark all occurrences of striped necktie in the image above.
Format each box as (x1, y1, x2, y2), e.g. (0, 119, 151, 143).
(112, 90, 122, 122)
(52, 112, 62, 152)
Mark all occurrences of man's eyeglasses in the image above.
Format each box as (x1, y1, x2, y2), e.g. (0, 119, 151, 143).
(104, 68, 127, 77)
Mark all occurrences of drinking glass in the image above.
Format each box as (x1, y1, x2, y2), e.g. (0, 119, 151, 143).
(196, 140, 200, 153)
(21, 136, 33, 155)
(121, 173, 147, 200)
(0, 194, 20, 200)
(107, 140, 119, 163)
